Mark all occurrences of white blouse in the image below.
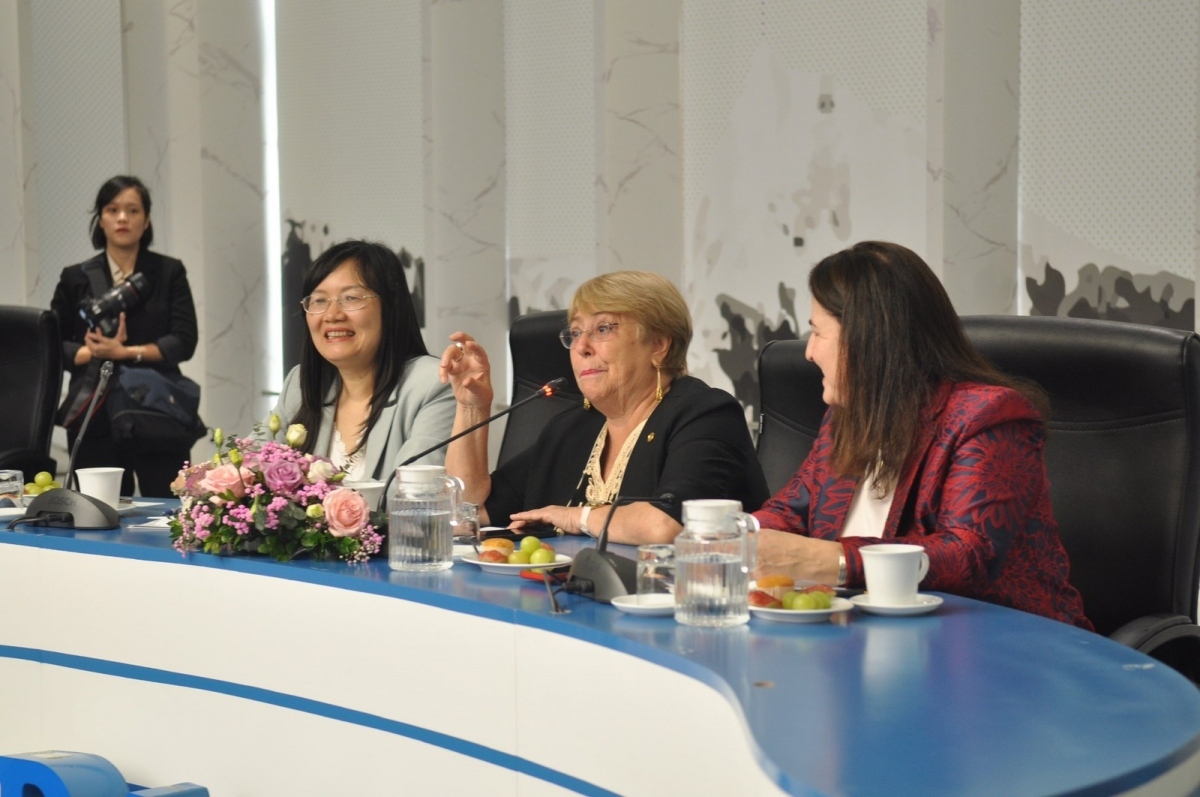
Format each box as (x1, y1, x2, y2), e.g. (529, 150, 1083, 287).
(330, 428, 366, 482)
(840, 478, 895, 538)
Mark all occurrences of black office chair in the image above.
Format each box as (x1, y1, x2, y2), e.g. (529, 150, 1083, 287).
(497, 310, 582, 467)
(964, 315, 1200, 676)
(0, 306, 62, 479)
(756, 338, 825, 494)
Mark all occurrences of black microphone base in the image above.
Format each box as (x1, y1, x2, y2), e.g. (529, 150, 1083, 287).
(24, 489, 120, 530)
(567, 548, 637, 604)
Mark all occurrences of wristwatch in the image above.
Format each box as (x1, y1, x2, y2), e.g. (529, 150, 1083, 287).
(579, 505, 594, 536)
(134, 345, 144, 364)
(837, 552, 847, 587)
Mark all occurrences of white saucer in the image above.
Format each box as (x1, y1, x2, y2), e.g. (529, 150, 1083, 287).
(750, 597, 855, 624)
(849, 593, 943, 616)
(611, 593, 675, 617)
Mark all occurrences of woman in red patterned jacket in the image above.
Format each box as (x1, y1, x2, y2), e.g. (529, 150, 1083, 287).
(753, 241, 1091, 628)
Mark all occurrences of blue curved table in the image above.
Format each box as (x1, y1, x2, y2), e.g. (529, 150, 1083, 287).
(1, 506, 1198, 795)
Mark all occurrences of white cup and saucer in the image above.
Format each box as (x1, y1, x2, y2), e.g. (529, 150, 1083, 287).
(849, 543, 943, 616)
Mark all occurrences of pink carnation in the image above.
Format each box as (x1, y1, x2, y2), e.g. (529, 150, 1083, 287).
(198, 463, 253, 499)
(323, 488, 370, 538)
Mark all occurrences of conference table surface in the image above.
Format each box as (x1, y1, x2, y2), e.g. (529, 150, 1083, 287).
(2, 501, 1200, 796)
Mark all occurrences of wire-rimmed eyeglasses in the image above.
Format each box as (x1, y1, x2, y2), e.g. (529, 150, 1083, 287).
(301, 293, 379, 314)
(559, 322, 621, 349)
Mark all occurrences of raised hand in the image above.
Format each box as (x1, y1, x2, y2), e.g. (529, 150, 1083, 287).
(438, 332, 494, 412)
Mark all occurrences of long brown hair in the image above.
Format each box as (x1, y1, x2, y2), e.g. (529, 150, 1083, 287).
(810, 241, 1046, 492)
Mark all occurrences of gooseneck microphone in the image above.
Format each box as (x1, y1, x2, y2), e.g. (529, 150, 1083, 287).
(374, 377, 568, 512)
(13, 360, 121, 530)
(565, 493, 676, 604)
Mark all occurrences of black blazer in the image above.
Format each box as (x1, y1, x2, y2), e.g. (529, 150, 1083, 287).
(51, 250, 198, 422)
(485, 375, 769, 526)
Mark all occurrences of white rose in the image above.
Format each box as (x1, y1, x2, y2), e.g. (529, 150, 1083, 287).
(285, 424, 308, 448)
(308, 459, 337, 482)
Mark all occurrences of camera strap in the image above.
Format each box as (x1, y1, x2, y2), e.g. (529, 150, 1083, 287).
(57, 263, 116, 430)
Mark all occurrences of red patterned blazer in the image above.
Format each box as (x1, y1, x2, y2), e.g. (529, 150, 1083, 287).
(753, 381, 1092, 629)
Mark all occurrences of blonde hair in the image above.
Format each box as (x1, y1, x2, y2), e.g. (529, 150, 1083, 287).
(569, 271, 691, 376)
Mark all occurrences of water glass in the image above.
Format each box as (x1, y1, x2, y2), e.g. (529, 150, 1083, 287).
(452, 501, 480, 542)
(0, 470, 22, 505)
(637, 544, 675, 595)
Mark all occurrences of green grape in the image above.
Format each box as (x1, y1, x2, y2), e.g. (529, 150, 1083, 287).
(793, 592, 820, 611)
(529, 547, 555, 565)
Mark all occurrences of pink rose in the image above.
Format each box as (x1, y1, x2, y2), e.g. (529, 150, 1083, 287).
(323, 488, 370, 538)
(198, 463, 253, 499)
(264, 459, 305, 494)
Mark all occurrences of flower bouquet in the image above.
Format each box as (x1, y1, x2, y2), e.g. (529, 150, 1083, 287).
(169, 418, 384, 563)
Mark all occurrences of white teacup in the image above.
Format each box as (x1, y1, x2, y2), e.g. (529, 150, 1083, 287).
(75, 467, 124, 510)
(344, 480, 386, 510)
(860, 543, 930, 607)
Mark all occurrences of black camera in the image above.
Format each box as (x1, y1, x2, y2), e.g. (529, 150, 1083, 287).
(78, 272, 150, 337)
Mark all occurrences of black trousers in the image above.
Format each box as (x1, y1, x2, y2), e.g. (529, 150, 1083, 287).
(67, 420, 190, 498)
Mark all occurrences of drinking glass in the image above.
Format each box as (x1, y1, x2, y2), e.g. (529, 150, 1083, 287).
(452, 501, 480, 542)
(0, 470, 22, 506)
(637, 544, 675, 595)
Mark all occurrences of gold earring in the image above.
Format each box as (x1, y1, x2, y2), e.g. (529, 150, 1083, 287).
(655, 366, 663, 403)
(583, 397, 591, 410)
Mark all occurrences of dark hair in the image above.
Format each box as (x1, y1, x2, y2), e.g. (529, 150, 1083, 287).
(810, 240, 1047, 492)
(90, 175, 153, 249)
(292, 240, 428, 456)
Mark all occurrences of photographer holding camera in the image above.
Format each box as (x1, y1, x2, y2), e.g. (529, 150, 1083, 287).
(50, 175, 199, 498)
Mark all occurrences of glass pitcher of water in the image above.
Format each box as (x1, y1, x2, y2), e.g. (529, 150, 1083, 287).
(674, 499, 759, 627)
(388, 465, 461, 572)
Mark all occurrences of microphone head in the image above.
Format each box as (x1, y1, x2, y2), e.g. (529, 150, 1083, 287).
(100, 360, 114, 378)
(541, 377, 567, 397)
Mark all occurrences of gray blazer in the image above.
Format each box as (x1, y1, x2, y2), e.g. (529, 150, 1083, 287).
(271, 356, 456, 479)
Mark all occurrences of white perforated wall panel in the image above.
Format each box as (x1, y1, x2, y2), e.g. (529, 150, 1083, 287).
(504, 0, 598, 264)
(683, 0, 927, 216)
(27, 0, 127, 306)
(275, 0, 424, 255)
(1020, 0, 1197, 280)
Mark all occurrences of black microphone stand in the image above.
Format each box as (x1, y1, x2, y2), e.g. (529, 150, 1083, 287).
(565, 493, 676, 604)
(14, 360, 121, 530)
(374, 377, 568, 513)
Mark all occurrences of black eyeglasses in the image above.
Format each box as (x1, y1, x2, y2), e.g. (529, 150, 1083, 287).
(301, 293, 378, 314)
(559, 322, 621, 349)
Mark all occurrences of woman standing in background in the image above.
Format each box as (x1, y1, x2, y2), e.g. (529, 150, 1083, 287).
(51, 175, 199, 498)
